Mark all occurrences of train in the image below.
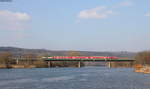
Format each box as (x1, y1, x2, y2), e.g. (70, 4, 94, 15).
(43, 56, 119, 59)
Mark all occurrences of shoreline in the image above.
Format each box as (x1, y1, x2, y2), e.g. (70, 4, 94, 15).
(134, 65, 150, 74)
(0, 64, 38, 69)
(0, 64, 82, 69)
(0, 64, 133, 69)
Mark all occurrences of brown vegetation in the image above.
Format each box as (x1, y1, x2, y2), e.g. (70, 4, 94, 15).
(0, 52, 13, 68)
(134, 51, 150, 65)
(0, 51, 84, 68)
(0, 52, 47, 68)
(110, 62, 133, 68)
(33, 59, 47, 68)
(134, 51, 150, 74)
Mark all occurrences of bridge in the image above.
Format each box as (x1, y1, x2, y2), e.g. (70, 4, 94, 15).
(43, 56, 134, 68)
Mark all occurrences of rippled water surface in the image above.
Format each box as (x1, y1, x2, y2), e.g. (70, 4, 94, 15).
(0, 67, 150, 89)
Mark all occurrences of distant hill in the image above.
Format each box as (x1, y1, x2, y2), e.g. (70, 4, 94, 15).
(0, 47, 136, 58)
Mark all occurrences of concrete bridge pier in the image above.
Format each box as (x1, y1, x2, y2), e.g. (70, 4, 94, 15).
(48, 61, 52, 67)
(78, 61, 81, 68)
(16, 58, 19, 65)
(108, 62, 111, 68)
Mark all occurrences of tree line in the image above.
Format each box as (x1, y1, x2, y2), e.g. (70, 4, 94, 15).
(134, 51, 150, 66)
(110, 51, 150, 67)
(0, 51, 84, 68)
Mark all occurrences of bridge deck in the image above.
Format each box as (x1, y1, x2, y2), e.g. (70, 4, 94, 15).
(44, 59, 134, 62)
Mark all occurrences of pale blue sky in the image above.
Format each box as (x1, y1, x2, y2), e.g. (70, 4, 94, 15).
(0, 0, 150, 52)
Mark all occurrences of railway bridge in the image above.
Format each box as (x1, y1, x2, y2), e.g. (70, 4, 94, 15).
(43, 56, 134, 68)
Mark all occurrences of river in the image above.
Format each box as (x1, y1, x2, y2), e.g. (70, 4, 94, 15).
(0, 67, 150, 89)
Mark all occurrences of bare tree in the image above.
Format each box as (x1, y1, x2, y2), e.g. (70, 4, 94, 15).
(134, 51, 150, 66)
(0, 52, 13, 68)
(33, 55, 47, 68)
(23, 53, 37, 65)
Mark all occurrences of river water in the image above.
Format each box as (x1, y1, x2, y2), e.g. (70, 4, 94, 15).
(0, 67, 150, 89)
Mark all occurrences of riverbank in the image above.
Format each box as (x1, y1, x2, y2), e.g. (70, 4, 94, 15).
(134, 64, 150, 74)
(0, 64, 37, 69)
(0, 64, 82, 69)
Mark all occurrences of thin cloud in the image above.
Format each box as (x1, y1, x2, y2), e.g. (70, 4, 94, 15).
(145, 12, 150, 17)
(77, 1, 132, 20)
(78, 6, 114, 19)
(0, 10, 31, 30)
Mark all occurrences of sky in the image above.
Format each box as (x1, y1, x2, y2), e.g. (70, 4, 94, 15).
(0, 0, 150, 52)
